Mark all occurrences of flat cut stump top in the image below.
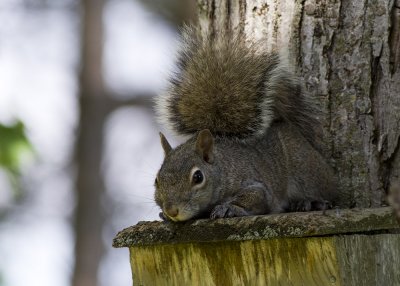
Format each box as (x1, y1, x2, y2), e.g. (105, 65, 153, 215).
(113, 207, 399, 247)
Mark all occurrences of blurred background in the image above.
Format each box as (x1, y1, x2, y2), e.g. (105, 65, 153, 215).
(0, 0, 196, 285)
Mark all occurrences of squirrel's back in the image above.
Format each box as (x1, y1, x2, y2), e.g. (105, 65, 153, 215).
(156, 26, 320, 143)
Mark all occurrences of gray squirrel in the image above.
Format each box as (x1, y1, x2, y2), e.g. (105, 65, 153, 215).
(154, 26, 338, 222)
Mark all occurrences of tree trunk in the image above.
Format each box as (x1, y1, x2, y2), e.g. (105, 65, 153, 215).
(198, 0, 400, 208)
(73, 0, 106, 286)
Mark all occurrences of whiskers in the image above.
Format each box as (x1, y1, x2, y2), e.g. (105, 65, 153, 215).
(123, 193, 158, 208)
(179, 191, 211, 219)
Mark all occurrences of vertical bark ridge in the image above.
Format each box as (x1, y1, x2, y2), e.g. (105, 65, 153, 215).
(296, 0, 306, 71)
(389, 0, 400, 74)
(226, 0, 232, 32)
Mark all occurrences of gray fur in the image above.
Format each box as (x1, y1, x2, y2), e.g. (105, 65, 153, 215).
(154, 25, 337, 221)
(156, 25, 320, 146)
(155, 123, 338, 221)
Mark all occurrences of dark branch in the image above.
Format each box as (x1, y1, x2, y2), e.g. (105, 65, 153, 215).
(104, 92, 155, 112)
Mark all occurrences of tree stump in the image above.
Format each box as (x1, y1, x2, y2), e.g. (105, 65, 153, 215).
(113, 208, 400, 285)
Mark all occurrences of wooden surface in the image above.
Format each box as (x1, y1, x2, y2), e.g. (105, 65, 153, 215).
(129, 234, 400, 286)
(130, 238, 340, 286)
(336, 234, 400, 285)
(198, 0, 400, 208)
(113, 207, 398, 247)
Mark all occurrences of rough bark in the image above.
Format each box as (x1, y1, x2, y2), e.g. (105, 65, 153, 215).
(113, 207, 398, 247)
(198, 0, 400, 207)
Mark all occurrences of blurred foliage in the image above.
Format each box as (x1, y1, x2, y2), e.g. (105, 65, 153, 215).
(0, 121, 33, 193)
(0, 121, 32, 171)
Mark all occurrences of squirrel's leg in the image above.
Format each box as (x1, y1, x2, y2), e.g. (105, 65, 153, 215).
(312, 200, 333, 214)
(210, 184, 273, 219)
(290, 200, 333, 213)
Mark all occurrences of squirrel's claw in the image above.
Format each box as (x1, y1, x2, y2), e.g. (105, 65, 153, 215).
(210, 205, 228, 219)
(210, 203, 249, 219)
(159, 212, 168, 221)
(289, 199, 333, 213)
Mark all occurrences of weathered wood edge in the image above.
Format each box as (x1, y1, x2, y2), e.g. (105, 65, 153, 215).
(113, 207, 399, 247)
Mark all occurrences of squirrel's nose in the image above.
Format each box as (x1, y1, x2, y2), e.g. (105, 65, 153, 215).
(164, 204, 179, 218)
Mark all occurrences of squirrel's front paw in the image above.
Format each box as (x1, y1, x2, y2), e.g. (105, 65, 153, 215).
(159, 212, 169, 222)
(210, 203, 249, 219)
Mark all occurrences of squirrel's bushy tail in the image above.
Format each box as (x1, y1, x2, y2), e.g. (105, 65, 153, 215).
(156, 26, 321, 144)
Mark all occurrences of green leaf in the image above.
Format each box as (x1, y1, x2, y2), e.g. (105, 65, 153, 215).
(0, 121, 33, 172)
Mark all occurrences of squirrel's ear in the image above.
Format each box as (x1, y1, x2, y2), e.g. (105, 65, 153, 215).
(159, 132, 172, 156)
(196, 129, 214, 163)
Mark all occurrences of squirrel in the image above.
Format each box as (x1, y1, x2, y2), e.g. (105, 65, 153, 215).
(154, 26, 338, 222)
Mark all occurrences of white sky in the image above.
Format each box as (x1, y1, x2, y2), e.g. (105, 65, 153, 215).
(0, 1, 178, 285)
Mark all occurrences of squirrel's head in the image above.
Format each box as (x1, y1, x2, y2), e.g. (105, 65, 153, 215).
(154, 129, 218, 222)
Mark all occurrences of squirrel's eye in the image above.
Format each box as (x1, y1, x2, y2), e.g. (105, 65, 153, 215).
(192, 170, 204, 185)
(154, 177, 159, 187)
